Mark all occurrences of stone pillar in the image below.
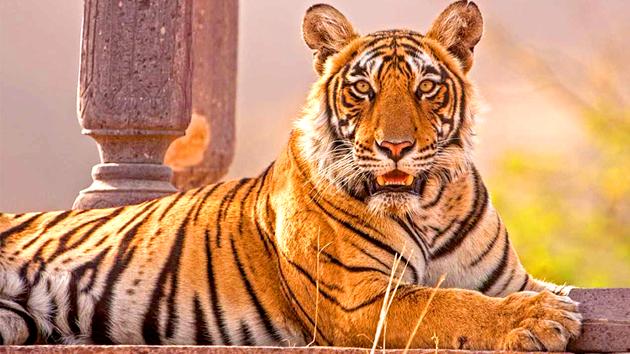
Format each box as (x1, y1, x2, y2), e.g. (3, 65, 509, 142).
(73, 0, 193, 209)
(164, 0, 238, 190)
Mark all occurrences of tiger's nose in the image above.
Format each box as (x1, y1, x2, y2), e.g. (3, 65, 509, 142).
(376, 139, 415, 162)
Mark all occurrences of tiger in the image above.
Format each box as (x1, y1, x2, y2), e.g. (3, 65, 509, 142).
(0, 1, 581, 351)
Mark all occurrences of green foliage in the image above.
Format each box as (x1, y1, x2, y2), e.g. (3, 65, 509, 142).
(487, 103, 630, 287)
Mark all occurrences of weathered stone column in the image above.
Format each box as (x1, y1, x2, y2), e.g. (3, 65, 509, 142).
(164, 0, 238, 190)
(73, 0, 193, 209)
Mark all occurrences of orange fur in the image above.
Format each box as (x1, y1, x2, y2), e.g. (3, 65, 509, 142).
(0, 1, 580, 350)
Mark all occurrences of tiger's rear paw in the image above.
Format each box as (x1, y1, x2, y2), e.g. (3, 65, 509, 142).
(0, 302, 37, 344)
(500, 290, 582, 351)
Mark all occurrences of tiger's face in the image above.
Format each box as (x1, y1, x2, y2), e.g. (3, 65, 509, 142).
(298, 2, 483, 215)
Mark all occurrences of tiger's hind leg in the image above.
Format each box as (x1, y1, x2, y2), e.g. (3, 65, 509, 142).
(0, 299, 39, 344)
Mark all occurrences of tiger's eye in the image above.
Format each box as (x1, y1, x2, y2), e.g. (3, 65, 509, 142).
(353, 80, 372, 94)
(418, 79, 436, 93)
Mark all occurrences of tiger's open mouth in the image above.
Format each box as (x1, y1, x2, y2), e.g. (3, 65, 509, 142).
(367, 170, 423, 196)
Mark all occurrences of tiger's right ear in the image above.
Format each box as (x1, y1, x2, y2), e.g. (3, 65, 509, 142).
(426, 0, 483, 73)
(302, 4, 358, 75)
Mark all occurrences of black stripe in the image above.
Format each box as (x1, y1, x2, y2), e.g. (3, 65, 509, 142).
(75, 246, 111, 294)
(253, 210, 273, 257)
(67, 246, 111, 336)
(438, 62, 466, 144)
(193, 182, 225, 223)
(285, 257, 384, 313)
(0, 302, 38, 344)
(142, 206, 195, 343)
(92, 206, 156, 344)
(0, 213, 42, 247)
(34, 208, 127, 286)
(349, 241, 391, 271)
(430, 168, 488, 259)
(158, 193, 184, 221)
(311, 196, 420, 283)
(394, 215, 429, 263)
(48, 208, 125, 262)
(285, 258, 341, 292)
(478, 232, 511, 294)
(237, 178, 260, 235)
(215, 179, 250, 248)
(16, 239, 52, 307)
(193, 294, 213, 345)
(319, 249, 390, 277)
(398, 33, 424, 47)
(518, 273, 530, 292)
(322, 75, 335, 138)
(205, 229, 231, 345)
(360, 45, 390, 63)
(189, 186, 208, 198)
(66, 273, 81, 335)
(240, 321, 255, 346)
(330, 76, 344, 137)
(231, 238, 282, 343)
(495, 267, 516, 296)
(252, 165, 275, 255)
(422, 179, 446, 208)
(468, 217, 502, 267)
(42, 210, 73, 232)
(15, 211, 75, 256)
(276, 264, 331, 345)
(164, 208, 195, 339)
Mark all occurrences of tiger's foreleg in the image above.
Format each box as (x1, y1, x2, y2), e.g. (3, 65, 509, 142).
(333, 285, 582, 351)
(387, 286, 581, 351)
(282, 233, 582, 352)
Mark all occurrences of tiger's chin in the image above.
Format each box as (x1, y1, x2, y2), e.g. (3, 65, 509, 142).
(365, 170, 425, 216)
(366, 192, 422, 217)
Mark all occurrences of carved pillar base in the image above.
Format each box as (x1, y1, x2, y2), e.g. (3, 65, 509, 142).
(74, 131, 180, 209)
(73, 163, 175, 209)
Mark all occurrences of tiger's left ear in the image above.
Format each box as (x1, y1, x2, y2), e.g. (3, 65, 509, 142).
(302, 4, 358, 75)
(426, 0, 483, 73)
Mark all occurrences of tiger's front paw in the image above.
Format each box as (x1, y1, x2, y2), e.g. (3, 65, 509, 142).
(499, 290, 582, 351)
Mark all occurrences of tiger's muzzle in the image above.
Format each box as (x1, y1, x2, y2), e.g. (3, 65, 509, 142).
(366, 169, 425, 196)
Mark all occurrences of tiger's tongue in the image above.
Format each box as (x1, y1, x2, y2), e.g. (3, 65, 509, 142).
(376, 170, 414, 186)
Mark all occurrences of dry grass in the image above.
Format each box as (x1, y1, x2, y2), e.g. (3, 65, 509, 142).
(370, 248, 410, 354)
(402, 274, 445, 354)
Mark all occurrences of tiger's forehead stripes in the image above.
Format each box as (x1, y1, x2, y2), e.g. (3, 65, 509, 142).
(340, 35, 443, 88)
(321, 32, 460, 142)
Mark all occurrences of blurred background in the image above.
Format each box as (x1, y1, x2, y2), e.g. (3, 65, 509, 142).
(0, 1, 628, 287)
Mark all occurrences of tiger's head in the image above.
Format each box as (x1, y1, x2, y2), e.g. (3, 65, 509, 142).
(296, 1, 483, 216)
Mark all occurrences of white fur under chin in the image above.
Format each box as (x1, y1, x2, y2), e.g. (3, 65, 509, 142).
(367, 193, 422, 217)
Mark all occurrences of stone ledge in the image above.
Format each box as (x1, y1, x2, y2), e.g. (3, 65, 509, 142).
(567, 287, 630, 352)
(0, 346, 565, 354)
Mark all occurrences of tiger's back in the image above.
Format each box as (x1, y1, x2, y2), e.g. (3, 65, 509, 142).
(0, 174, 302, 345)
